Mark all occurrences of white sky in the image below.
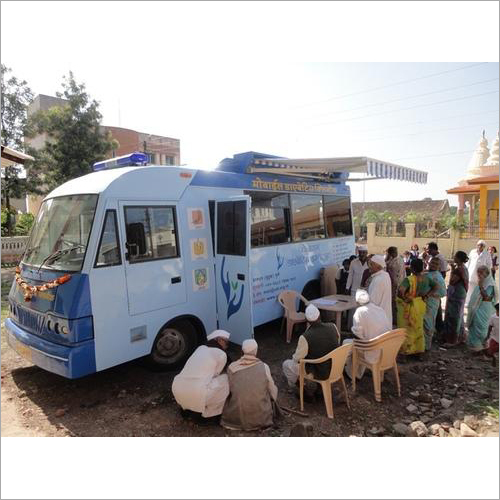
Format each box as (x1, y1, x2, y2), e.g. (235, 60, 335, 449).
(1, 2, 499, 206)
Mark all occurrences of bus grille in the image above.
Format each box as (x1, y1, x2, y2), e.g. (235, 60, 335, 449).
(11, 304, 46, 336)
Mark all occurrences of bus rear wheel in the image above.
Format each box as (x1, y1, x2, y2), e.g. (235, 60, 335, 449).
(148, 319, 197, 370)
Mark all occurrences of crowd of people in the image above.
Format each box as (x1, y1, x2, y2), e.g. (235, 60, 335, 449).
(169, 239, 498, 431)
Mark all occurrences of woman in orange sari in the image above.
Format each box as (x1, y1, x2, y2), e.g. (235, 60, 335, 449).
(397, 259, 438, 356)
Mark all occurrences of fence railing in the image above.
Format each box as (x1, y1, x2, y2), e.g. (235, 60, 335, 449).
(415, 223, 451, 239)
(459, 225, 499, 240)
(375, 221, 405, 237)
(1, 236, 29, 266)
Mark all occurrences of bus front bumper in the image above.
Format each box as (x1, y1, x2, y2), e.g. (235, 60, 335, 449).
(5, 318, 96, 379)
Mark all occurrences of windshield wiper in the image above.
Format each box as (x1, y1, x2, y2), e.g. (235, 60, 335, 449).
(36, 243, 85, 273)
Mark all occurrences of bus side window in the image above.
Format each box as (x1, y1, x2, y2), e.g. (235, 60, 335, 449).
(323, 195, 353, 238)
(95, 210, 122, 267)
(216, 200, 246, 256)
(124, 206, 180, 263)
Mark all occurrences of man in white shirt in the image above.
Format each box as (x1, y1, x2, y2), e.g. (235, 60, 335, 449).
(346, 245, 369, 327)
(367, 254, 393, 325)
(172, 330, 231, 422)
(343, 289, 392, 379)
(466, 240, 493, 306)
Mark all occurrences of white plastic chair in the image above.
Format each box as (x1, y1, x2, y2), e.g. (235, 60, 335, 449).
(278, 290, 309, 343)
(351, 328, 406, 402)
(299, 343, 352, 419)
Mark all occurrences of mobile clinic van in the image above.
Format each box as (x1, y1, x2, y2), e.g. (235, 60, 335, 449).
(6, 151, 427, 378)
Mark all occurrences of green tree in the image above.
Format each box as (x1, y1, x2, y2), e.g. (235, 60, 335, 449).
(1, 65, 42, 234)
(28, 72, 117, 192)
(1, 207, 16, 237)
(14, 212, 35, 236)
(361, 209, 381, 225)
(404, 211, 425, 224)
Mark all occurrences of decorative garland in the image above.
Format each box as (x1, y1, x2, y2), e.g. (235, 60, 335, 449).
(15, 266, 71, 302)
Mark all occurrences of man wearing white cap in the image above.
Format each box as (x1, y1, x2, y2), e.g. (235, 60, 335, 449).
(466, 240, 493, 307)
(367, 254, 393, 325)
(343, 289, 391, 379)
(346, 245, 369, 328)
(172, 330, 231, 422)
(221, 339, 278, 431)
(282, 304, 339, 389)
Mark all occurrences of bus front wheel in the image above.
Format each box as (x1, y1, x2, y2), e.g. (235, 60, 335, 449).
(148, 319, 197, 370)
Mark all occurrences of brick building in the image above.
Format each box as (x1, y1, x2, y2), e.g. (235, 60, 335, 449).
(105, 125, 180, 166)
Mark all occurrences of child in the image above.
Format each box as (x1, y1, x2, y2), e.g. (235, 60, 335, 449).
(336, 259, 350, 295)
(485, 303, 499, 366)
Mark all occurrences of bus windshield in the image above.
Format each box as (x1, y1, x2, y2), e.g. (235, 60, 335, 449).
(22, 194, 98, 272)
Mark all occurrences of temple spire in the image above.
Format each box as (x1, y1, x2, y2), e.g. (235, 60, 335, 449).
(465, 131, 490, 178)
(485, 130, 499, 167)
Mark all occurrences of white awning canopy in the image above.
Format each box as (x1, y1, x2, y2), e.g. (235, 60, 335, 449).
(250, 156, 428, 184)
(1, 145, 34, 167)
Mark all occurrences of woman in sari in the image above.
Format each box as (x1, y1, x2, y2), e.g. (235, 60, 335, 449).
(397, 259, 438, 357)
(466, 265, 498, 351)
(443, 251, 469, 346)
(423, 257, 447, 350)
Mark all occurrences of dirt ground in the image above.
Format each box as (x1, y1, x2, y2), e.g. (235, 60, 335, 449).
(1, 267, 498, 437)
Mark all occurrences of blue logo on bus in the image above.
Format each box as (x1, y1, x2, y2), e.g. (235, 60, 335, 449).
(220, 256, 244, 320)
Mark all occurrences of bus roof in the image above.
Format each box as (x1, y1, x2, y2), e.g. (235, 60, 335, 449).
(45, 165, 197, 201)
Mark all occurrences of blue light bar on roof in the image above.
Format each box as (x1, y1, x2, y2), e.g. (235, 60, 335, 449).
(93, 152, 148, 171)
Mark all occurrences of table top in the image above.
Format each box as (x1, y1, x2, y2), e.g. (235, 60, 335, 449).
(310, 294, 357, 312)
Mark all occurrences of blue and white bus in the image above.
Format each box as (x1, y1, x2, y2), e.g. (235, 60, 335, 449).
(6, 151, 427, 378)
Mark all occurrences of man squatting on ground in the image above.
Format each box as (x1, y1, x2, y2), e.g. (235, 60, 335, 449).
(172, 329, 231, 423)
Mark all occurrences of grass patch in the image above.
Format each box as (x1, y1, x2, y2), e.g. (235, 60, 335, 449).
(464, 399, 500, 419)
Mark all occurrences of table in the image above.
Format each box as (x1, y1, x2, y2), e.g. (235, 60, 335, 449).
(310, 294, 358, 333)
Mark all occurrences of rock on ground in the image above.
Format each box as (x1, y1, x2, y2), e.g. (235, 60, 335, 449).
(438, 428, 448, 437)
(407, 421, 429, 437)
(463, 415, 479, 430)
(429, 423, 441, 436)
(460, 423, 478, 437)
(406, 404, 419, 414)
(393, 423, 408, 436)
(440, 398, 453, 409)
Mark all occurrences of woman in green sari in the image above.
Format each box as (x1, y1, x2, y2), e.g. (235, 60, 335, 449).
(466, 265, 498, 351)
(423, 257, 447, 351)
(397, 259, 439, 356)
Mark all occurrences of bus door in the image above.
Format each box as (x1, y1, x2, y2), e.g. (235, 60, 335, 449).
(214, 197, 253, 345)
(119, 201, 187, 316)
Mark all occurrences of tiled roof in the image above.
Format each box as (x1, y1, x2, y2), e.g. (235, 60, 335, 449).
(352, 199, 450, 220)
(466, 174, 499, 185)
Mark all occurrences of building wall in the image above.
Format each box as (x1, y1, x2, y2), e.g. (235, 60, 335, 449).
(363, 222, 498, 259)
(103, 126, 180, 166)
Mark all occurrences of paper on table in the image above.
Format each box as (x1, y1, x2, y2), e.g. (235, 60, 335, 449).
(312, 298, 338, 307)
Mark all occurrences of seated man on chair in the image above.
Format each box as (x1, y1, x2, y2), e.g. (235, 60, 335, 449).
(343, 289, 391, 380)
(282, 304, 339, 396)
